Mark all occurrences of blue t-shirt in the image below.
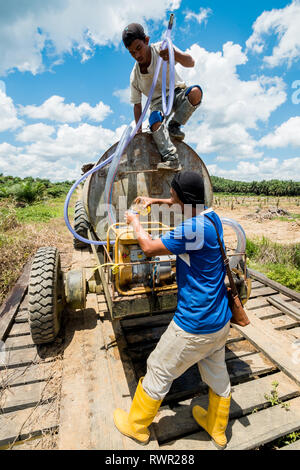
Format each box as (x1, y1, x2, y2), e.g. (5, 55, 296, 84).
(161, 210, 232, 334)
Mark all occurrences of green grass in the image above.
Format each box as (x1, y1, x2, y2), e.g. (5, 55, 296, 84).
(246, 237, 300, 292)
(278, 213, 300, 222)
(14, 196, 74, 223)
(0, 194, 76, 304)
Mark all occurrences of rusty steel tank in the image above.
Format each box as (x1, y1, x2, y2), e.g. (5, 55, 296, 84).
(81, 133, 213, 242)
(74, 132, 215, 319)
(27, 133, 215, 344)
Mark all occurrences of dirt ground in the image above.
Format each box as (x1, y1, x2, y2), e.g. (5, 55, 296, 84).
(213, 197, 300, 246)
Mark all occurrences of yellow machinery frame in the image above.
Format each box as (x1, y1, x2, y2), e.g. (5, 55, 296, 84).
(106, 222, 178, 296)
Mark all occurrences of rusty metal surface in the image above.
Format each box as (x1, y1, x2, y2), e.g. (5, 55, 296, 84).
(64, 269, 86, 310)
(82, 132, 213, 241)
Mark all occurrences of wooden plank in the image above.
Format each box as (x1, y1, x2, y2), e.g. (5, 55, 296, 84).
(58, 291, 132, 450)
(245, 296, 271, 310)
(70, 248, 96, 269)
(5, 335, 35, 350)
(284, 327, 300, 339)
(248, 268, 300, 302)
(275, 320, 300, 331)
(7, 322, 30, 337)
(153, 371, 300, 445)
(251, 280, 266, 289)
(0, 362, 54, 388)
(1, 381, 55, 413)
(0, 348, 51, 370)
(225, 339, 257, 359)
(14, 312, 28, 324)
(227, 327, 244, 343)
(227, 352, 276, 381)
(233, 311, 300, 386)
(161, 396, 300, 451)
(0, 403, 58, 448)
(257, 312, 300, 331)
(249, 287, 278, 298)
(268, 297, 300, 322)
(254, 305, 283, 319)
(0, 259, 32, 341)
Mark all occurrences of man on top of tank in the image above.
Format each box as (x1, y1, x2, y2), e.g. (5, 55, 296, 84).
(122, 23, 203, 171)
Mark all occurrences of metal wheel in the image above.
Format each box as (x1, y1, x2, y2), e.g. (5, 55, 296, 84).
(28, 247, 65, 344)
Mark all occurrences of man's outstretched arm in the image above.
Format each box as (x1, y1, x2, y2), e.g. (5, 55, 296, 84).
(159, 47, 194, 68)
(134, 103, 142, 133)
(126, 211, 172, 257)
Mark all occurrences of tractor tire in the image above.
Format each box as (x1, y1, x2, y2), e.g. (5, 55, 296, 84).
(73, 200, 90, 249)
(28, 247, 65, 344)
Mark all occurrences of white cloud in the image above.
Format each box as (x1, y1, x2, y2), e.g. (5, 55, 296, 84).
(0, 83, 135, 181)
(0, 87, 23, 132)
(23, 123, 121, 160)
(16, 123, 55, 142)
(186, 122, 263, 160)
(19, 95, 112, 123)
(246, 0, 300, 67)
(0, 0, 181, 76)
(208, 157, 300, 181)
(0, 122, 128, 181)
(113, 87, 131, 105)
(176, 42, 286, 160)
(0, 142, 21, 156)
(259, 117, 300, 148)
(184, 7, 212, 25)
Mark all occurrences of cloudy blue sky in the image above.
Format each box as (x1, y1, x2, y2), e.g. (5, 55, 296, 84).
(0, 0, 299, 182)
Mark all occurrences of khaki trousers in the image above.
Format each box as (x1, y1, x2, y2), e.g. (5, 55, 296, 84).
(142, 319, 231, 401)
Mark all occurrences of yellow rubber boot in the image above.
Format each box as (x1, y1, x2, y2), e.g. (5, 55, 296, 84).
(113, 378, 162, 445)
(192, 388, 231, 449)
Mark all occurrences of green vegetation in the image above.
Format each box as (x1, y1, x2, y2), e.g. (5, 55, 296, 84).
(15, 198, 70, 223)
(0, 174, 74, 204)
(211, 175, 300, 196)
(277, 431, 300, 448)
(0, 175, 77, 304)
(264, 381, 290, 410)
(246, 237, 300, 292)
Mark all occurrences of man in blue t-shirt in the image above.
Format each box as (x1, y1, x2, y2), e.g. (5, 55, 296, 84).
(114, 171, 232, 449)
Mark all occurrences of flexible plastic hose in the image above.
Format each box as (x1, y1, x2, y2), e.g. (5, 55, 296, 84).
(104, 28, 175, 226)
(220, 217, 246, 268)
(64, 22, 176, 245)
(161, 35, 175, 116)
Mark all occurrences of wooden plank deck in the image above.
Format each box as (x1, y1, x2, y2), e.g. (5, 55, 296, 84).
(0, 251, 69, 449)
(1, 244, 300, 450)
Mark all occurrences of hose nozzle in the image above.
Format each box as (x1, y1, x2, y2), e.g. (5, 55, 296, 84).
(168, 13, 174, 30)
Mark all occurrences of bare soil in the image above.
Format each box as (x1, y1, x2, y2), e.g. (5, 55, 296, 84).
(214, 197, 300, 246)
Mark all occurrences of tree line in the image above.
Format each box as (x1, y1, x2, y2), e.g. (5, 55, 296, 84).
(1, 173, 299, 200)
(0, 174, 74, 203)
(211, 176, 300, 196)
